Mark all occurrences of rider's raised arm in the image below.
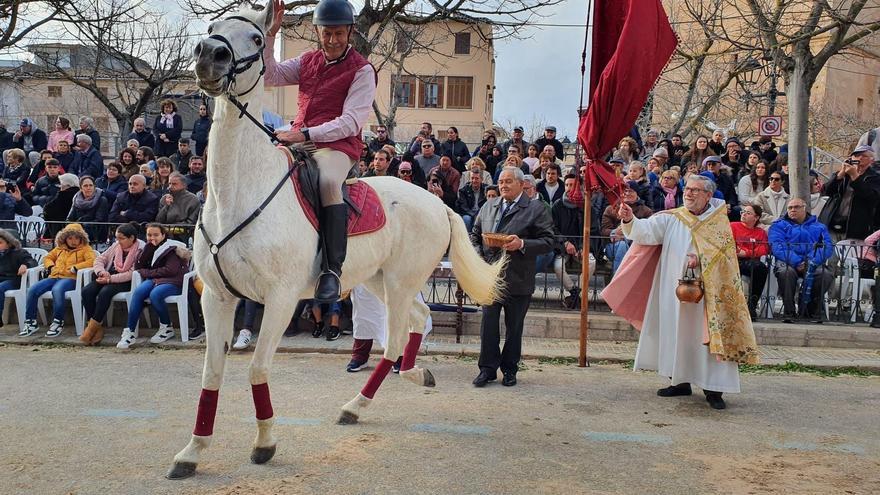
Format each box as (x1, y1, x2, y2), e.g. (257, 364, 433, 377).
(263, 36, 302, 87)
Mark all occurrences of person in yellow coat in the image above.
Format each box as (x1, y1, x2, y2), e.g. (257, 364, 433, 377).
(20, 223, 95, 337)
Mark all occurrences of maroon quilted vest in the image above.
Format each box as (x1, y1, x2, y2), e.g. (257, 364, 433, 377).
(294, 48, 370, 161)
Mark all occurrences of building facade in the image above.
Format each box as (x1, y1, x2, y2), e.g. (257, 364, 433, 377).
(266, 19, 495, 149)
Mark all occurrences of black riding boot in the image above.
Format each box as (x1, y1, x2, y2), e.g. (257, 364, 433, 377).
(315, 204, 348, 304)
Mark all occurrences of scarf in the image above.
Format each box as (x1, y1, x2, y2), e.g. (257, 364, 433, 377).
(73, 188, 103, 210)
(112, 240, 143, 274)
(767, 188, 787, 216)
(670, 205, 759, 364)
(561, 196, 579, 209)
(567, 179, 585, 208)
(160, 113, 176, 128)
(662, 185, 678, 210)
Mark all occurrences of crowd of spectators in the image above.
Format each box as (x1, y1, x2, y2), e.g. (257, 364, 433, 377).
(3, 106, 880, 332)
(603, 129, 880, 324)
(357, 122, 880, 323)
(0, 99, 212, 241)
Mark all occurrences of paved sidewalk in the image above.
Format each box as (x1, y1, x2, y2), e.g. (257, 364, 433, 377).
(3, 328, 879, 370)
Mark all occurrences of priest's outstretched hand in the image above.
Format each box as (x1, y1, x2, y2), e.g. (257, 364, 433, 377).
(618, 201, 633, 222)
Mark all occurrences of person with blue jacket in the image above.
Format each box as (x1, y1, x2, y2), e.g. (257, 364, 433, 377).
(768, 197, 834, 321)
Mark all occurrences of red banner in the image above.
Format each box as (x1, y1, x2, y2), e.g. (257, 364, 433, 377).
(578, 0, 678, 204)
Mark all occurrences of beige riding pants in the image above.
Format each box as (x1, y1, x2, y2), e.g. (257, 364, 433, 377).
(312, 148, 355, 206)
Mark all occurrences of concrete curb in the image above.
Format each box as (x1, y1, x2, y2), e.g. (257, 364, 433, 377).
(2, 332, 879, 373)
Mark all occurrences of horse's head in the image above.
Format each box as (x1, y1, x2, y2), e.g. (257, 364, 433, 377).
(194, 1, 276, 98)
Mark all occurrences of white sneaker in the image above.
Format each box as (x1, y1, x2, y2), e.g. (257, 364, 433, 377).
(233, 329, 252, 350)
(19, 319, 39, 337)
(150, 323, 175, 344)
(117, 328, 137, 349)
(46, 318, 64, 337)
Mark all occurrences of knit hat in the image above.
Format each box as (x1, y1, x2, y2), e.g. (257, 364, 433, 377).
(398, 161, 412, 171)
(724, 137, 742, 148)
(652, 147, 669, 159)
(702, 156, 723, 168)
(59, 173, 80, 189)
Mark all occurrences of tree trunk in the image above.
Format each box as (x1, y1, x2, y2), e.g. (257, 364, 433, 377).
(785, 58, 816, 206)
(117, 119, 133, 150)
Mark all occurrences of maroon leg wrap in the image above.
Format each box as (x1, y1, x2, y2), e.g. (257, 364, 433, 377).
(400, 332, 423, 371)
(351, 338, 373, 363)
(193, 388, 219, 437)
(360, 358, 394, 399)
(252, 382, 274, 421)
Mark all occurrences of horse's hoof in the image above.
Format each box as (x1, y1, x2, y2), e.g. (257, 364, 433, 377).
(423, 369, 436, 388)
(166, 461, 197, 480)
(337, 410, 359, 425)
(250, 445, 277, 464)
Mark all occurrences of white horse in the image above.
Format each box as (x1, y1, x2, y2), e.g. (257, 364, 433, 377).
(167, 1, 505, 479)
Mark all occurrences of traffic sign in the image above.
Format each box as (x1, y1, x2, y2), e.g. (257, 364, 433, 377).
(759, 116, 783, 137)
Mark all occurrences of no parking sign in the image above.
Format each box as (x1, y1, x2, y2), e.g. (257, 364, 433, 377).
(759, 116, 783, 137)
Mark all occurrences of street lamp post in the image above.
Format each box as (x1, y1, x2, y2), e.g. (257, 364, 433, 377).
(737, 53, 785, 116)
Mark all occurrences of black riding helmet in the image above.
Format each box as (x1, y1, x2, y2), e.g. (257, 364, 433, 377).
(313, 0, 356, 26)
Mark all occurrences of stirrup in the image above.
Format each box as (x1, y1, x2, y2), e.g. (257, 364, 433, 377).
(314, 270, 341, 304)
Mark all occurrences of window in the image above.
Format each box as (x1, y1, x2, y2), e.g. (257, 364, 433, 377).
(95, 116, 110, 131)
(47, 86, 62, 97)
(46, 114, 59, 129)
(857, 97, 864, 120)
(418, 76, 444, 109)
(392, 75, 416, 107)
(454, 32, 471, 55)
(446, 76, 473, 109)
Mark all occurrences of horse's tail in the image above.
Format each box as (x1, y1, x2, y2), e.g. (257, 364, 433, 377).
(445, 207, 506, 305)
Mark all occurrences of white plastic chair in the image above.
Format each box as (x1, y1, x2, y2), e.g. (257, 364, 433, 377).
(2, 248, 49, 331)
(105, 270, 152, 330)
(163, 271, 197, 342)
(841, 256, 876, 323)
(15, 215, 45, 243)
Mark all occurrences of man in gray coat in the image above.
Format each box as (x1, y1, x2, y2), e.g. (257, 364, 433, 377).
(157, 172, 201, 240)
(469, 166, 555, 387)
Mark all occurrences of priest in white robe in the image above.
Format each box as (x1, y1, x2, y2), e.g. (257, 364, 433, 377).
(603, 175, 759, 410)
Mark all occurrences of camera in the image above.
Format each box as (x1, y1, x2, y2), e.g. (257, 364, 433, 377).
(4, 181, 15, 193)
(845, 159, 860, 166)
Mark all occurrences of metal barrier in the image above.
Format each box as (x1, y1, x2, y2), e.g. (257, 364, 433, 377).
(13, 218, 879, 326)
(422, 233, 880, 326)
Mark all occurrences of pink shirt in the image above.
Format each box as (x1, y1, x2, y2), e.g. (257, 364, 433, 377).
(263, 38, 375, 144)
(48, 129, 75, 152)
(863, 230, 880, 263)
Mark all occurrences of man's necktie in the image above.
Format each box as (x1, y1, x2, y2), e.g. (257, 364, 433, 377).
(496, 201, 510, 231)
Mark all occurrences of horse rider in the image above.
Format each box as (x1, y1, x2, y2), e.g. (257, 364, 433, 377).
(264, 0, 376, 303)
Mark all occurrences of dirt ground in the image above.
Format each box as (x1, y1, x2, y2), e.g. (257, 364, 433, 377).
(0, 344, 877, 495)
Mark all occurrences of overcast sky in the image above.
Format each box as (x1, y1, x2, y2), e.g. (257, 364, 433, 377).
(492, 0, 587, 141)
(6, 0, 588, 139)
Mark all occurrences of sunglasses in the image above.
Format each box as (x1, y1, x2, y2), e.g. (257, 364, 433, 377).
(399, 170, 412, 175)
(770, 177, 782, 181)
(377, 130, 386, 133)
(422, 144, 432, 148)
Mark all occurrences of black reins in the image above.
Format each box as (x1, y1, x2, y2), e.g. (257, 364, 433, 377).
(197, 15, 299, 299)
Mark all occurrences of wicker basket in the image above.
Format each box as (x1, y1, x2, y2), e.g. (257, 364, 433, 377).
(482, 233, 513, 248)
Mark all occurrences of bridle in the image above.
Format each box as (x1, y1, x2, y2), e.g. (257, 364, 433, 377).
(205, 15, 278, 144)
(197, 14, 297, 300)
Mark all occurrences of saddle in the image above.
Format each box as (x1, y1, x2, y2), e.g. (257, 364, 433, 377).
(278, 146, 386, 236)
